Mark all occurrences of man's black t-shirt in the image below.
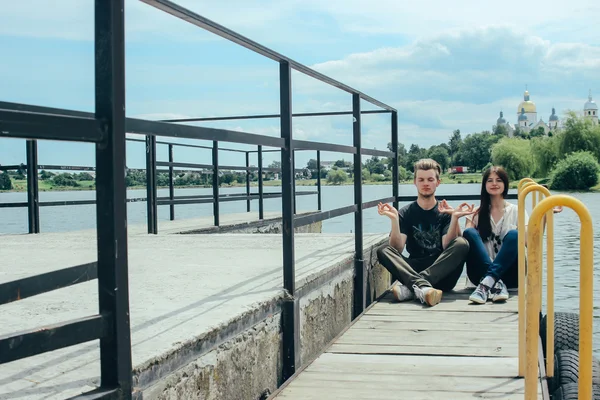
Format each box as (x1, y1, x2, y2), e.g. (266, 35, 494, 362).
(398, 201, 451, 259)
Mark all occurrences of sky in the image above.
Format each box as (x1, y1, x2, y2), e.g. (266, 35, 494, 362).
(0, 0, 599, 170)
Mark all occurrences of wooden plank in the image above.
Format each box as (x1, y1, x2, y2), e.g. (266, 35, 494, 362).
(305, 353, 520, 376)
(359, 310, 518, 323)
(274, 387, 537, 400)
(336, 329, 517, 346)
(327, 343, 517, 357)
(350, 319, 517, 332)
(288, 371, 528, 393)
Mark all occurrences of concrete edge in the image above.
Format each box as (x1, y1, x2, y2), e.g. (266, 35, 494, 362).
(170, 212, 319, 235)
(132, 235, 389, 395)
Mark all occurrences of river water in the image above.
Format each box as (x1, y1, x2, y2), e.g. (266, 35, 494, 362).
(1, 183, 599, 354)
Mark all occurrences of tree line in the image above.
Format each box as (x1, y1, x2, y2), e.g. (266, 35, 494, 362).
(2, 113, 599, 191)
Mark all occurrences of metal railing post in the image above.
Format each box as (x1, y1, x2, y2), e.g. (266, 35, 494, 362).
(280, 60, 299, 381)
(392, 111, 399, 210)
(26, 140, 40, 233)
(352, 93, 365, 318)
(94, 1, 133, 396)
(168, 144, 175, 220)
(258, 145, 264, 220)
(316, 150, 322, 211)
(212, 140, 219, 226)
(245, 151, 251, 212)
(145, 135, 157, 234)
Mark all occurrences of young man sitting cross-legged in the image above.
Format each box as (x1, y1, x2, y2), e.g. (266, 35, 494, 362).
(376, 158, 474, 306)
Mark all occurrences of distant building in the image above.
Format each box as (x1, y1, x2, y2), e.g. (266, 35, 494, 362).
(493, 88, 597, 136)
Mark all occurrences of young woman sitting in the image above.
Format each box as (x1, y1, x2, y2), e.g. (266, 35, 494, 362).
(463, 166, 526, 304)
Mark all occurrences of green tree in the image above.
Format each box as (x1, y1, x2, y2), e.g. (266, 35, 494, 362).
(491, 138, 535, 180)
(40, 170, 55, 180)
(529, 126, 546, 138)
(427, 146, 450, 172)
(0, 172, 12, 190)
(556, 112, 600, 160)
(530, 137, 560, 176)
(326, 169, 348, 185)
(52, 173, 80, 187)
(550, 151, 600, 190)
(493, 125, 508, 136)
(448, 129, 462, 165)
(306, 159, 317, 170)
(364, 156, 386, 174)
(76, 172, 94, 181)
(459, 132, 502, 172)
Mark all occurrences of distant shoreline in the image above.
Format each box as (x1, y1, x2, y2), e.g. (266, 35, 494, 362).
(1, 174, 486, 193)
(5, 174, 586, 193)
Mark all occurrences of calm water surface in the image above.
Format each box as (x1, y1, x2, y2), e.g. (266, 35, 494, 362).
(2, 183, 600, 354)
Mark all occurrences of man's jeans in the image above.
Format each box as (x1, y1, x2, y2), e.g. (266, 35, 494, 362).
(463, 227, 519, 288)
(376, 237, 469, 292)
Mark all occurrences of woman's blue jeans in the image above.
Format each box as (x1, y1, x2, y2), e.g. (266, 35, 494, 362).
(462, 227, 519, 288)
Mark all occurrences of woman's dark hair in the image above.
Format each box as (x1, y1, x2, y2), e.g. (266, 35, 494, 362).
(477, 166, 510, 240)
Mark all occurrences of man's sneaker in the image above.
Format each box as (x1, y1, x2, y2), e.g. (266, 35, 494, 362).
(469, 283, 491, 304)
(412, 284, 442, 307)
(392, 282, 414, 302)
(490, 279, 509, 302)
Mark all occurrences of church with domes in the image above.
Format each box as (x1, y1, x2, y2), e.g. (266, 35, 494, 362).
(494, 89, 598, 137)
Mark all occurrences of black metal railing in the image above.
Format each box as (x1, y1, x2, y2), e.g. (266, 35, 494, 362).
(0, 1, 403, 398)
(0, 137, 319, 233)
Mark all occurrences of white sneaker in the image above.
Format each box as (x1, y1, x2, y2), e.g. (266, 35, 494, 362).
(412, 284, 442, 307)
(392, 282, 414, 302)
(490, 279, 509, 302)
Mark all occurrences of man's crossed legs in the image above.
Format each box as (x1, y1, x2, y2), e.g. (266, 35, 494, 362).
(376, 237, 469, 306)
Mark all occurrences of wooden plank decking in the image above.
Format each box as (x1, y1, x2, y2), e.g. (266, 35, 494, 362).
(272, 286, 544, 399)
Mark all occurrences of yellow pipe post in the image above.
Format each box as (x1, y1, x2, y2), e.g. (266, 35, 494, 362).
(525, 195, 593, 400)
(517, 181, 541, 376)
(546, 202, 554, 378)
(518, 184, 553, 376)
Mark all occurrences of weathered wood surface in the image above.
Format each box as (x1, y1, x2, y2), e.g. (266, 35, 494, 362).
(273, 287, 543, 399)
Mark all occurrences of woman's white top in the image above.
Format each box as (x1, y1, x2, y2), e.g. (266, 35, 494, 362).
(471, 201, 529, 261)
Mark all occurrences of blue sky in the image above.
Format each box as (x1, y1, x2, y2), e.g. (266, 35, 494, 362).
(1, 0, 599, 170)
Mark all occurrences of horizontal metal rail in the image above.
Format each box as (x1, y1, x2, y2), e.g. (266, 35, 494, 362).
(140, 0, 396, 112)
(161, 109, 390, 123)
(0, 262, 97, 306)
(361, 148, 394, 157)
(126, 137, 249, 153)
(0, 314, 109, 364)
(362, 196, 396, 210)
(293, 140, 357, 154)
(126, 118, 285, 148)
(157, 191, 315, 206)
(38, 164, 96, 172)
(0, 109, 103, 143)
(294, 204, 358, 227)
(0, 192, 317, 208)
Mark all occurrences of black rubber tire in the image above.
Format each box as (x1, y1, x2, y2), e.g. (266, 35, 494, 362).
(541, 312, 579, 358)
(548, 349, 600, 393)
(552, 383, 600, 399)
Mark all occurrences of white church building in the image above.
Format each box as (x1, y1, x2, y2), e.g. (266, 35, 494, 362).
(494, 89, 598, 137)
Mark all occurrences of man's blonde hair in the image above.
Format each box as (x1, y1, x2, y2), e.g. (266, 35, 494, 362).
(413, 158, 442, 180)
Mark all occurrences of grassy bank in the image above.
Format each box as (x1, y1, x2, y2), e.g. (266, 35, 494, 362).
(7, 173, 588, 193)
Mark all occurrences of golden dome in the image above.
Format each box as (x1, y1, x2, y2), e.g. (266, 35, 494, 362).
(517, 90, 536, 113)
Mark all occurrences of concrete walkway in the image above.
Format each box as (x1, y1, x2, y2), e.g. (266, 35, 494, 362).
(0, 227, 387, 399)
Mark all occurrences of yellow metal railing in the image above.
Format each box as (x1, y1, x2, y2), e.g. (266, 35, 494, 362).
(523, 194, 594, 400)
(517, 180, 554, 377)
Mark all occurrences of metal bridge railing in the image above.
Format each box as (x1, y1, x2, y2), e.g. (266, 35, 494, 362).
(0, 1, 400, 398)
